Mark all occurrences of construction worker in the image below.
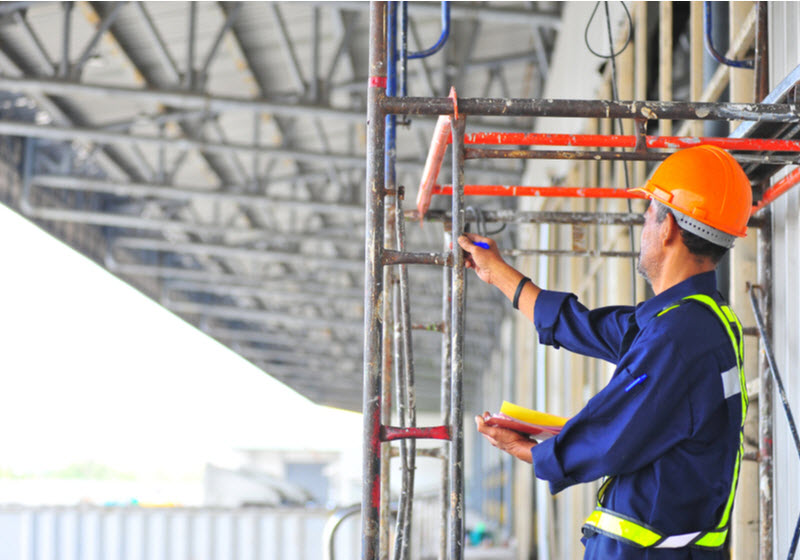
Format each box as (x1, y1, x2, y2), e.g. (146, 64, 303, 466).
(460, 145, 751, 559)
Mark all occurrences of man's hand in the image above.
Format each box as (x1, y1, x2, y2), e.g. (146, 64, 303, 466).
(458, 234, 541, 322)
(475, 413, 536, 464)
(457, 233, 505, 286)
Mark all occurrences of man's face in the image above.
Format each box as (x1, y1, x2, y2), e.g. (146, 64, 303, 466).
(636, 201, 663, 283)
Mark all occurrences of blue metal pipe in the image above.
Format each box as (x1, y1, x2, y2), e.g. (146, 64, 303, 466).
(385, 1, 397, 183)
(399, 1, 408, 98)
(408, 1, 450, 60)
(703, 1, 754, 69)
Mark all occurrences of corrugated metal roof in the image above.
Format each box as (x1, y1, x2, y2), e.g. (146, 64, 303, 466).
(0, 1, 562, 411)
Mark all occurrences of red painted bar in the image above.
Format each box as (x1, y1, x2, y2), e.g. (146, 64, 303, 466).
(460, 132, 800, 152)
(381, 425, 451, 441)
(753, 167, 800, 213)
(433, 184, 647, 199)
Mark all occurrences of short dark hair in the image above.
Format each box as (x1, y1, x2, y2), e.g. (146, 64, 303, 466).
(653, 201, 728, 265)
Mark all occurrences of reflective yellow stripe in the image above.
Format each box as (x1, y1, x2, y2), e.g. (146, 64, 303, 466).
(656, 304, 680, 317)
(682, 296, 747, 531)
(693, 528, 728, 548)
(585, 294, 746, 550)
(584, 510, 663, 547)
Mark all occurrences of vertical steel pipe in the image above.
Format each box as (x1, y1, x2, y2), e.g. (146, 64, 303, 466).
(754, 12, 772, 557)
(440, 229, 453, 560)
(61, 1, 73, 77)
(757, 208, 773, 560)
(363, 3, 387, 559)
(186, 2, 197, 88)
(381, 196, 396, 560)
(392, 278, 410, 560)
(659, 1, 673, 136)
(399, 1, 408, 98)
(394, 195, 417, 560)
(754, 1, 769, 102)
(449, 115, 467, 560)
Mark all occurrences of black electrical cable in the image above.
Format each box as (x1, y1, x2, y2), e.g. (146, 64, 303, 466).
(466, 206, 506, 236)
(584, 1, 633, 59)
(585, 1, 638, 304)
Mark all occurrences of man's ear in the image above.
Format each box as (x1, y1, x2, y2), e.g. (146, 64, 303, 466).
(661, 211, 681, 246)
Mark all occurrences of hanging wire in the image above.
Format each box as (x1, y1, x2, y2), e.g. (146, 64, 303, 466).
(466, 206, 506, 236)
(584, 1, 633, 59)
(584, 1, 638, 304)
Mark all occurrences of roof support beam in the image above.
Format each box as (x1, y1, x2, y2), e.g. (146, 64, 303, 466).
(106, 261, 313, 284)
(31, 175, 364, 216)
(0, 3, 32, 16)
(0, 75, 365, 122)
(1, 119, 523, 180)
(13, 11, 55, 75)
(164, 278, 501, 316)
(165, 299, 363, 332)
(199, 3, 242, 86)
(0, 119, 367, 167)
(236, 346, 360, 371)
(133, 1, 180, 82)
(268, 3, 307, 95)
(23, 202, 350, 239)
(204, 326, 353, 351)
(112, 237, 364, 271)
(72, 1, 127, 79)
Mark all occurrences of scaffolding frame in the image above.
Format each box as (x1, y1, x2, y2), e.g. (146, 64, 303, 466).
(363, 2, 800, 559)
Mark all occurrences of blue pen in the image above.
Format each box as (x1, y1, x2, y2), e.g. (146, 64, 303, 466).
(473, 241, 490, 249)
(625, 374, 647, 392)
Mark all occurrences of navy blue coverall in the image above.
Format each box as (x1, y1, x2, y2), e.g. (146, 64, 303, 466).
(529, 271, 742, 559)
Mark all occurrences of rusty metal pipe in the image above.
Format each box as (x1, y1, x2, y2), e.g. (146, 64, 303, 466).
(440, 229, 453, 560)
(757, 207, 773, 560)
(362, 3, 387, 559)
(394, 190, 417, 560)
(381, 96, 800, 122)
(449, 115, 467, 560)
(382, 250, 452, 267)
(411, 209, 645, 226)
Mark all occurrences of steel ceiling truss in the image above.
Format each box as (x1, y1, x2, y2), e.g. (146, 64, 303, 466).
(0, 1, 559, 409)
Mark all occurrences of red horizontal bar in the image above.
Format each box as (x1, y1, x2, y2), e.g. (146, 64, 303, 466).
(460, 132, 800, 152)
(381, 425, 451, 442)
(753, 166, 800, 214)
(433, 184, 647, 199)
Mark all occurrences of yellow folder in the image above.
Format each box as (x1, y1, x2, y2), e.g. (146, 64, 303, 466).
(499, 401, 568, 429)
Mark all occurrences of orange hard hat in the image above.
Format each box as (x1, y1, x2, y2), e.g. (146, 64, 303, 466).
(629, 145, 752, 248)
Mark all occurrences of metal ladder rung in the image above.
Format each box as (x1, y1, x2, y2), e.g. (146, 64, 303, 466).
(381, 425, 451, 442)
(382, 249, 452, 266)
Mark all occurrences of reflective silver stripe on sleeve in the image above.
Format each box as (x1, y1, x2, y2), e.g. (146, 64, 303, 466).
(655, 531, 702, 548)
(721, 366, 741, 399)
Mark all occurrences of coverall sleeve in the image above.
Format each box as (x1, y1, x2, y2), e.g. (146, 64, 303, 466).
(534, 290, 634, 364)
(530, 331, 701, 494)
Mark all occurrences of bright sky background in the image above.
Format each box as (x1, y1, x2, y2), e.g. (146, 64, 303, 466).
(0, 203, 362, 481)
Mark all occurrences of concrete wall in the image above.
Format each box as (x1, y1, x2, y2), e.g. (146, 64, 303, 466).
(766, 3, 800, 558)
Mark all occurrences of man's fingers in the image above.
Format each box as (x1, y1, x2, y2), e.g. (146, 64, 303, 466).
(458, 234, 492, 250)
